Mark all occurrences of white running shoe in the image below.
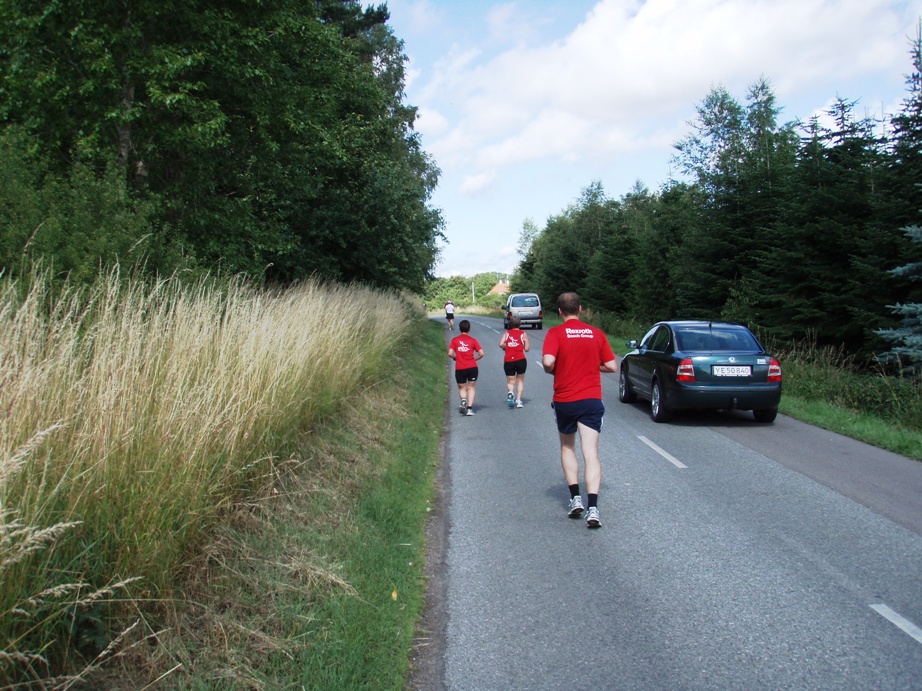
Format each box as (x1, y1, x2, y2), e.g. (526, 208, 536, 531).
(567, 495, 584, 518)
(466, 408, 475, 416)
(586, 506, 601, 528)
(515, 399, 523, 408)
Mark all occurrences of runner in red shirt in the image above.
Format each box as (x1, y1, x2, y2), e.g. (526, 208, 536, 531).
(448, 319, 484, 416)
(542, 292, 618, 528)
(499, 315, 530, 408)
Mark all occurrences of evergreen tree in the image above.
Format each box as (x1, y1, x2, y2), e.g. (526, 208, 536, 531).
(753, 101, 892, 350)
(672, 80, 798, 318)
(510, 218, 540, 293)
(876, 25, 922, 368)
(887, 21, 922, 227)
(584, 183, 646, 315)
(876, 221, 922, 370)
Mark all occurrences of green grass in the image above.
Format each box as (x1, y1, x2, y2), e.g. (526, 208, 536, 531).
(113, 319, 448, 688)
(778, 396, 922, 460)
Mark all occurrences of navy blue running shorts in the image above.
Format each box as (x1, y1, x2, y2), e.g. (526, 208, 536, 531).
(552, 398, 605, 434)
(455, 367, 479, 384)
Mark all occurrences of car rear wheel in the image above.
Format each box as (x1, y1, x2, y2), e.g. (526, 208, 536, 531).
(753, 408, 778, 423)
(650, 380, 672, 422)
(618, 367, 636, 403)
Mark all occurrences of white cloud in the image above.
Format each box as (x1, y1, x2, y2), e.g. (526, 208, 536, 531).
(394, 0, 444, 34)
(388, 0, 918, 276)
(414, 106, 450, 137)
(459, 171, 499, 196)
(419, 0, 914, 175)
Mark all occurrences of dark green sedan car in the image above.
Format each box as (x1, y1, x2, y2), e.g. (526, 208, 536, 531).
(619, 321, 782, 423)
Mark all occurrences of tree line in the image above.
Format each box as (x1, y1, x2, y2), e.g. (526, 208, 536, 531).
(0, 0, 443, 291)
(423, 272, 511, 310)
(512, 29, 922, 366)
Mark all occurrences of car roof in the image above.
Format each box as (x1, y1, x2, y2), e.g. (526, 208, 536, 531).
(656, 320, 748, 330)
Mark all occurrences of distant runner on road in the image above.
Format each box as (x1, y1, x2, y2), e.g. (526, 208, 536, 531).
(445, 300, 455, 330)
(542, 292, 618, 528)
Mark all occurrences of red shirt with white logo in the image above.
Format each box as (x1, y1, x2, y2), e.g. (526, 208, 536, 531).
(449, 334, 482, 369)
(503, 329, 527, 363)
(542, 319, 615, 402)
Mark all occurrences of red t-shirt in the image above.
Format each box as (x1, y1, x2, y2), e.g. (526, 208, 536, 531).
(503, 329, 527, 363)
(542, 319, 615, 402)
(449, 334, 482, 369)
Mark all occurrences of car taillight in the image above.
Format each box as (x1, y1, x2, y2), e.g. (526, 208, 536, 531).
(677, 358, 695, 382)
(767, 358, 782, 382)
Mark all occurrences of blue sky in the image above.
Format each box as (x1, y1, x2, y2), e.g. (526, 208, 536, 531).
(383, 0, 921, 278)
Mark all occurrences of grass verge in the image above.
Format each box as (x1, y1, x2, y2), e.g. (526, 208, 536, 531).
(120, 318, 449, 688)
(778, 396, 922, 460)
(0, 267, 441, 687)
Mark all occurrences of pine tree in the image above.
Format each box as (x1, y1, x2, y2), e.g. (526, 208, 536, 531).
(876, 222, 922, 370)
(875, 23, 922, 368)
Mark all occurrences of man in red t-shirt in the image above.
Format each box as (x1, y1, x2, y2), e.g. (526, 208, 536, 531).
(448, 319, 484, 416)
(542, 292, 618, 528)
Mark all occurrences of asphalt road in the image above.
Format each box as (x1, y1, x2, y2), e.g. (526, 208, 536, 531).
(410, 314, 922, 691)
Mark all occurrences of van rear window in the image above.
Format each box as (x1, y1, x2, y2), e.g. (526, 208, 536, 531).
(512, 296, 539, 307)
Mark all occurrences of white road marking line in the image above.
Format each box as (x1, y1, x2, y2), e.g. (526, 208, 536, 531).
(870, 604, 922, 646)
(638, 436, 687, 469)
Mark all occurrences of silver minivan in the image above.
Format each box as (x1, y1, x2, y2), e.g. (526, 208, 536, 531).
(503, 292, 543, 329)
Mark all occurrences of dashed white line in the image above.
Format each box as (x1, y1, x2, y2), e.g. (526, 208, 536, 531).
(638, 436, 687, 469)
(870, 604, 922, 646)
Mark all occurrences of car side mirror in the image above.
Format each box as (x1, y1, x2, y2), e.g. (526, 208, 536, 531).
(626, 340, 638, 349)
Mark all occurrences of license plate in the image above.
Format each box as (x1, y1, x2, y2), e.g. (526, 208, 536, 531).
(712, 365, 751, 376)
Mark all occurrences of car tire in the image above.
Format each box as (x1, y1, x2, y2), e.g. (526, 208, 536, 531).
(618, 367, 636, 403)
(650, 380, 672, 422)
(753, 408, 778, 423)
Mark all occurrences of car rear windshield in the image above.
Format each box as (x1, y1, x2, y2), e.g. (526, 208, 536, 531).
(675, 327, 761, 352)
(511, 296, 539, 307)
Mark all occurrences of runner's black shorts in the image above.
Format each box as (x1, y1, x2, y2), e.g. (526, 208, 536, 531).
(455, 367, 478, 384)
(552, 398, 605, 434)
(446, 311, 454, 320)
(503, 359, 527, 376)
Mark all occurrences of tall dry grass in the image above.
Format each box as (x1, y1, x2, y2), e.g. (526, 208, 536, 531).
(0, 268, 418, 685)
(771, 336, 922, 430)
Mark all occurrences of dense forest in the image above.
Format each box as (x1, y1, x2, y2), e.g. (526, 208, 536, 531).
(0, 0, 443, 290)
(512, 31, 922, 365)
